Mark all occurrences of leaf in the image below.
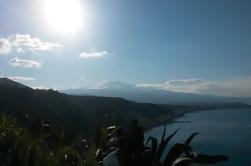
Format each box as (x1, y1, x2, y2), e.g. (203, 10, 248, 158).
(145, 136, 158, 155)
(184, 132, 199, 145)
(171, 157, 194, 166)
(161, 124, 167, 141)
(155, 128, 180, 162)
(109, 126, 121, 135)
(163, 143, 189, 166)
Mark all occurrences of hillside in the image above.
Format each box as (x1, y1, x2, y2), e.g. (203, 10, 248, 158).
(0, 78, 172, 137)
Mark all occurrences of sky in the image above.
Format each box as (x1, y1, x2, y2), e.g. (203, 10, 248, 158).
(0, 0, 251, 96)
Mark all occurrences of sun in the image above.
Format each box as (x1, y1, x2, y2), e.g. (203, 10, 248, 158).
(42, 0, 83, 34)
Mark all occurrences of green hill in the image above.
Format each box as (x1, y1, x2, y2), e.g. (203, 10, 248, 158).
(0, 78, 171, 137)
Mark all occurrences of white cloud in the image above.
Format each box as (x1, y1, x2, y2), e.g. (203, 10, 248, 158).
(0, 34, 62, 55)
(11, 34, 62, 52)
(198, 76, 251, 97)
(79, 50, 107, 58)
(137, 77, 251, 97)
(0, 76, 35, 81)
(9, 57, 41, 68)
(165, 78, 203, 85)
(0, 38, 11, 55)
(32, 86, 49, 90)
(16, 47, 25, 53)
(137, 78, 205, 93)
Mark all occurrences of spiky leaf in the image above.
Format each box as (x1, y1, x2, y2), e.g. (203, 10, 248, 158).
(184, 132, 199, 145)
(163, 143, 189, 166)
(155, 128, 180, 162)
(145, 136, 158, 156)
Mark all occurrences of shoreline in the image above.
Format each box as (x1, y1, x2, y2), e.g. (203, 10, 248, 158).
(143, 109, 197, 132)
(143, 106, 251, 133)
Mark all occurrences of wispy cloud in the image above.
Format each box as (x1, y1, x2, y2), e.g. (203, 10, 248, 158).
(32, 86, 49, 90)
(137, 77, 251, 97)
(0, 34, 62, 55)
(137, 78, 204, 93)
(198, 76, 251, 97)
(0, 38, 11, 55)
(9, 57, 41, 68)
(11, 34, 62, 52)
(79, 50, 107, 58)
(0, 76, 35, 81)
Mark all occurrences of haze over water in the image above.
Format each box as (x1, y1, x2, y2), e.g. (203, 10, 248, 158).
(145, 109, 251, 166)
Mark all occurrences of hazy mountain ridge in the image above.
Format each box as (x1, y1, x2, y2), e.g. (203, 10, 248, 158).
(63, 81, 251, 105)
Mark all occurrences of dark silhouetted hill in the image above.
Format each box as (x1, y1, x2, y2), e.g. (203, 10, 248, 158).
(0, 78, 172, 137)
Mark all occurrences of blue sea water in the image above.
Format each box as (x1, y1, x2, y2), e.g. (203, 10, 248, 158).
(145, 109, 251, 166)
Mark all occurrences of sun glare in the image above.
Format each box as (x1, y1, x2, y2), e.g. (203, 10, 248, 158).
(42, 0, 83, 34)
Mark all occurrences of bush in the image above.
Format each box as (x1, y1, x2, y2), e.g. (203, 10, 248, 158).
(0, 115, 97, 166)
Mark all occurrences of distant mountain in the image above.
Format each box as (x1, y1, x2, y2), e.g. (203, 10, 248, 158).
(0, 78, 173, 137)
(99, 80, 136, 89)
(63, 81, 251, 105)
(1, 78, 250, 138)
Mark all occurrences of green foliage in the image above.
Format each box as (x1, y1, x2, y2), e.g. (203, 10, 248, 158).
(0, 114, 98, 166)
(84, 143, 98, 166)
(95, 126, 108, 148)
(0, 114, 228, 166)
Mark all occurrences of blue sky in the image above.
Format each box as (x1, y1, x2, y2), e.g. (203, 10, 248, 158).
(0, 0, 251, 96)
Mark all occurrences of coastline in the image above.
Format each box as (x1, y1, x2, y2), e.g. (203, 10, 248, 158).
(143, 109, 196, 132)
(143, 105, 251, 133)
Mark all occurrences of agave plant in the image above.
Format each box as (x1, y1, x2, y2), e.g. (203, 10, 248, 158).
(145, 125, 180, 166)
(100, 120, 228, 166)
(145, 125, 228, 166)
